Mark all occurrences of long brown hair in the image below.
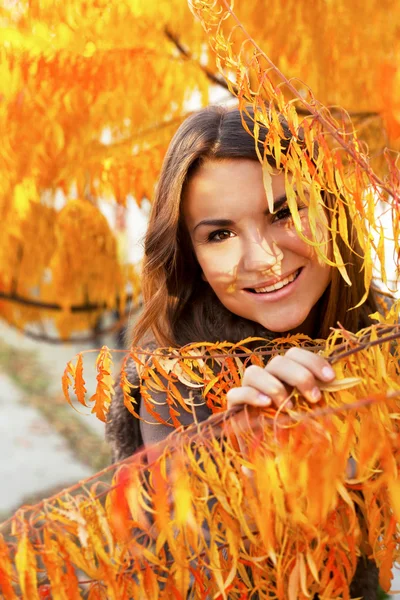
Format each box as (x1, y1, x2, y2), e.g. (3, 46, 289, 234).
(133, 106, 378, 347)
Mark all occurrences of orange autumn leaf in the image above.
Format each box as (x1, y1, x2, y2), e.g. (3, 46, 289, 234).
(41, 530, 67, 600)
(62, 549, 83, 599)
(151, 460, 171, 534)
(143, 564, 159, 599)
(0, 535, 17, 600)
(387, 478, 400, 523)
(41, 531, 81, 600)
(62, 360, 75, 407)
(90, 345, 114, 422)
(120, 355, 140, 418)
(73, 353, 88, 407)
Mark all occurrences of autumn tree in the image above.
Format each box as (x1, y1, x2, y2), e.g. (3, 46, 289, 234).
(0, 1, 400, 597)
(0, 0, 399, 340)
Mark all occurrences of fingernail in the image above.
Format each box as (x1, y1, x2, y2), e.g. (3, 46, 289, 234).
(321, 366, 335, 380)
(308, 387, 321, 403)
(258, 393, 272, 406)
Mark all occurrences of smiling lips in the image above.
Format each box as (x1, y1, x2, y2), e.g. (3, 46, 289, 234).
(246, 268, 301, 293)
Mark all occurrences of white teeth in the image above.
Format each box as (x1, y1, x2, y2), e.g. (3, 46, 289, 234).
(253, 270, 299, 293)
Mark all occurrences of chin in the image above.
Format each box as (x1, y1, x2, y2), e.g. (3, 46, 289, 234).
(259, 313, 311, 336)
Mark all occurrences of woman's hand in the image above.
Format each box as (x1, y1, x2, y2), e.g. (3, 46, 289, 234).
(227, 347, 336, 411)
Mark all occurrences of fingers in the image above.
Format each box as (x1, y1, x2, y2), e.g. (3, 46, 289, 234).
(227, 384, 272, 410)
(283, 347, 335, 382)
(228, 366, 292, 409)
(228, 349, 335, 410)
(242, 365, 291, 407)
(225, 349, 336, 478)
(264, 359, 315, 404)
(265, 348, 334, 403)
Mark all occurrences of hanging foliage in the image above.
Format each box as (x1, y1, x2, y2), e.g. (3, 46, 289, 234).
(189, 0, 399, 306)
(1, 318, 400, 598)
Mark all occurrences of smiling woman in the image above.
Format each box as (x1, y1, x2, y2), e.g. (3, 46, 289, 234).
(107, 104, 382, 457)
(106, 105, 382, 598)
(183, 159, 332, 336)
(130, 106, 378, 349)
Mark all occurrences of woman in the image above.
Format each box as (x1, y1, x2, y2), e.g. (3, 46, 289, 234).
(106, 105, 380, 597)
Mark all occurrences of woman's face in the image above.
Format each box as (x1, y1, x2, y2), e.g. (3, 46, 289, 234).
(183, 159, 332, 335)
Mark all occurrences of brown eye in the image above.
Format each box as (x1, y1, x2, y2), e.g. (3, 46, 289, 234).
(273, 204, 307, 223)
(208, 229, 234, 242)
(273, 206, 292, 222)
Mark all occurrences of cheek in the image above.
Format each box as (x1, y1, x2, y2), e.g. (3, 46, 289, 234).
(281, 214, 331, 260)
(195, 245, 241, 284)
(274, 223, 314, 259)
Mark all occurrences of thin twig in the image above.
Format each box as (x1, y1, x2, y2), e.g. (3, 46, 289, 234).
(329, 329, 400, 363)
(124, 325, 400, 362)
(164, 27, 379, 120)
(164, 27, 236, 95)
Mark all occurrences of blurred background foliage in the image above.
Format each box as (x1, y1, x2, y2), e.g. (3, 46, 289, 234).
(0, 0, 399, 341)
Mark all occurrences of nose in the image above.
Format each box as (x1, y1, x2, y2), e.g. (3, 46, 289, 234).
(241, 237, 283, 274)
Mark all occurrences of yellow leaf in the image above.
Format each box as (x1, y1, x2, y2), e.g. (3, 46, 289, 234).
(299, 553, 311, 597)
(306, 551, 320, 583)
(319, 377, 362, 392)
(15, 534, 39, 600)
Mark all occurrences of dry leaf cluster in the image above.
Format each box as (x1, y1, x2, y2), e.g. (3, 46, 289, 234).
(0, 317, 399, 598)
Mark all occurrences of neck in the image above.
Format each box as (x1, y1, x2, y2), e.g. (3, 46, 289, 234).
(286, 303, 320, 338)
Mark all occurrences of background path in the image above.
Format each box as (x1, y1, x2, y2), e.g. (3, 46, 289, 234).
(0, 321, 116, 519)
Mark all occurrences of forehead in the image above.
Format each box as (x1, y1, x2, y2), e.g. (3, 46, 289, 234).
(183, 159, 285, 224)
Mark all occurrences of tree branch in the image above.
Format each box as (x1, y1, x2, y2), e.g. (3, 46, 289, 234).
(164, 27, 237, 95)
(165, 29, 379, 121)
(0, 290, 136, 313)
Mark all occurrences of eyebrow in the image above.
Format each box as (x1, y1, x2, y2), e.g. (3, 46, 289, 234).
(192, 194, 288, 233)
